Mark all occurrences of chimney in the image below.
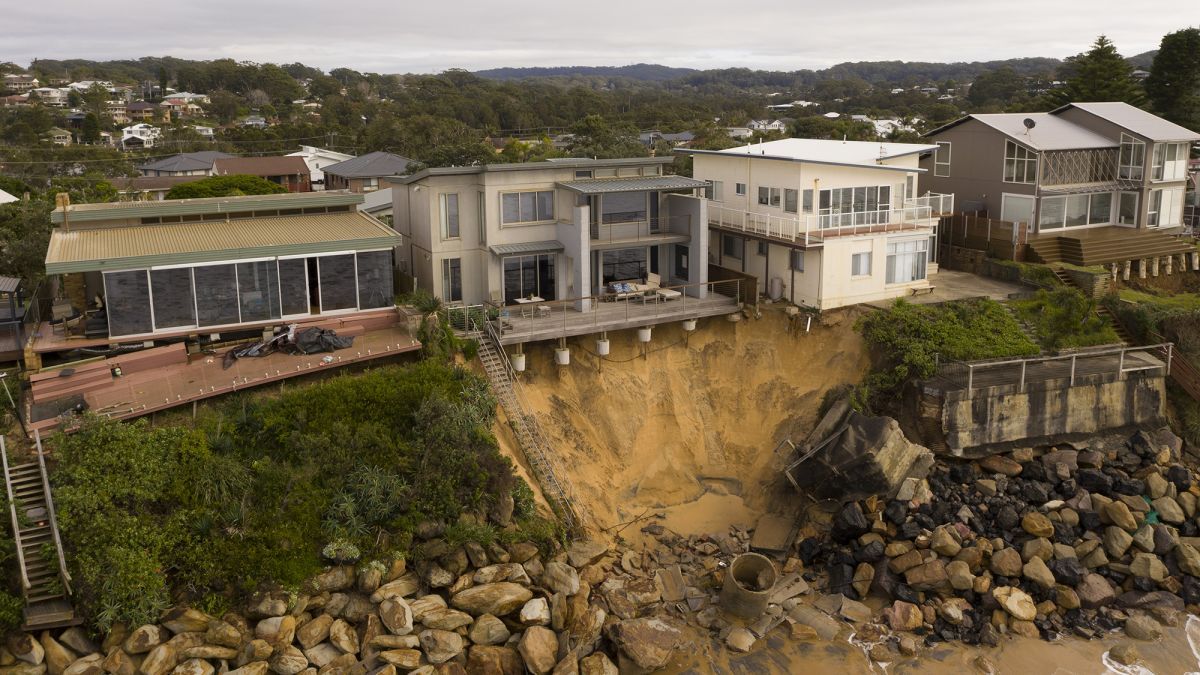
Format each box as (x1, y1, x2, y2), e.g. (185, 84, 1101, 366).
(55, 192, 71, 231)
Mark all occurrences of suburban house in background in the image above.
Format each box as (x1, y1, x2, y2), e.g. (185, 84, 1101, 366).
(24, 192, 413, 430)
(359, 188, 394, 225)
(138, 151, 233, 177)
(287, 145, 355, 186)
(391, 157, 733, 344)
(324, 151, 415, 193)
(120, 123, 161, 149)
(45, 128, 71, 146)
(126, 101, 159, 122)
(211, 156, 312, 193)
(685, 139, 953, 310)
(112, 176, 207, 201)
(923, 101, 1200, 267)
(2, 74, 38, 93)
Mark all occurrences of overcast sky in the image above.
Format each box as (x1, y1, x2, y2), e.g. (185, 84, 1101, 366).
(4, 1, 1189, 73)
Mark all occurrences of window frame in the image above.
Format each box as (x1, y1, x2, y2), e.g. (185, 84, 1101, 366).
(790, 249, 804, 272)
(757, 186, 781, 208)
(441, 257, 462, 302)
(722, 234, 744, 260)
(1003, 139, 1038, 184)
(1118, 133, 1145, 180)
(934, 141, 951, 177)
(851, 251, 872, 277)
(439, 192, 460, 239)
(735, 182, 747, 196)
(783, 188, 798, 214)
(499, 189, 555, 226)
(885, 238, 929, 284)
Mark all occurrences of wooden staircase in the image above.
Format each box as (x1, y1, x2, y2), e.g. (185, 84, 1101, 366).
(1048, 268, 1132, 346)
(1028, 228, 1195, 267)
(2, 433, 76, 629)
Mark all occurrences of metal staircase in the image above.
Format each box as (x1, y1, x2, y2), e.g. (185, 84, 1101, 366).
(460, 312, 581, 532)
(2, 433, 76, 629)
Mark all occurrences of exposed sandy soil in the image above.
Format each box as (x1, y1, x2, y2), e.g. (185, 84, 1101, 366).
(505, 307, 871, 540)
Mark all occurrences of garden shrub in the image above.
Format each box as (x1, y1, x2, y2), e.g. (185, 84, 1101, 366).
(1010, 288, 1120, 350)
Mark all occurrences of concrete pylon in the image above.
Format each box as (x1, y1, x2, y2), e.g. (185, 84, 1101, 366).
(1122, 260, 1131, 281)
(1152, 257, 1160, 277)
(1139, 259, 1147, 279)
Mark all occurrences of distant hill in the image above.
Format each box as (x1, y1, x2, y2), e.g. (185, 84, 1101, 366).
(1127, 50, 1158, 70)
(473, 63, 699, 82)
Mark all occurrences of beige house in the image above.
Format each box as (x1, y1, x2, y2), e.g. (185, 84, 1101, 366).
(685, 139, 953, 310)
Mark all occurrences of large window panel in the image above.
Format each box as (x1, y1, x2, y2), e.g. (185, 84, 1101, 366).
(601, 191, 647, 223)
(104, 270, 153, 337)
(150, 268, 195, 329)
(237, 260, 281, 323)
(1039, 197, 1065, 230)
(1088, 193, 1112, 225)
(318, 254, 358, 311)
(194, 264, 240, 327)
(1118, 192, 1138, 225)
(279, 258, 310, 316)
(1065, 194, 1089, 227)
(356, 250, 394, 309)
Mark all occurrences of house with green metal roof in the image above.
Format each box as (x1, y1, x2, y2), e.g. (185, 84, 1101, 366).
(41, 191, 401, 345)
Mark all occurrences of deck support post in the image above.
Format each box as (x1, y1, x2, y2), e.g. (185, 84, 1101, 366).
(1122, 260, 1131, 281)
(1192, 251, 1199, 271)
(1166, 255, 1174, 275)
(1070, 355, 1077, 386)
(1152, 257, 1160, 277)
(1019, 361, 1026, 392)
(1138, 259, 1147, 279)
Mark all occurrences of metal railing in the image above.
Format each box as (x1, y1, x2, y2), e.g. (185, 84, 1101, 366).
(934, 342, 1172, 395)
(1, 436, 31, 591)
(707, 195, 950, 247)
(485, 278, 742, 344)
(587, 214, 691, 244)
(34, 431, 71, 596)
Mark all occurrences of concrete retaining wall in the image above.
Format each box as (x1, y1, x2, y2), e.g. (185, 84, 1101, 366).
(934, 371, 1165, 456)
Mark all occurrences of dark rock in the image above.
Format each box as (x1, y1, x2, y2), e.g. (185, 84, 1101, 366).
(1022, 482, 1050, 505)
(898, 521, 922, 540)
(855, 541, 885, 564)
(827, 563, 856, 597)
(798, 538, 823, 566)
(884, 501, 908, 526)
(1078, 511, 1102, 532)
(1077, 470, 1114, 495)
(1167, 466, 1192, 492)
(832, 503, 870, 544)
(1181, 576, 1200, 605)
(1049, 558, 1087, 587)
(996, 506, 1020, 532)
(1021, 462, 1047, 483)
(1112, 477, 1145, 497)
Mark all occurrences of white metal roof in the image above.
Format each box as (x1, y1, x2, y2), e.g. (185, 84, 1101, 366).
(0, 189, 17, 205)
(966, 113, 1117, 150)
(1056, 102, 1200, 142)
(711, 138, 936, 167)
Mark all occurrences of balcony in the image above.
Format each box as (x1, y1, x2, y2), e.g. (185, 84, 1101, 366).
(1039, 148, 1139, 194)
(707, 193, 953, 248)
(588, 214, 692, 249)
(463, 278, 742, 346)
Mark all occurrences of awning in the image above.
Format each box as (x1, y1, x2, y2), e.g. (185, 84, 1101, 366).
(0, 276, 20, 294)
(45, 211, 401, 275)
(557, 176, 710, 194)
(488, 241, 565, 256)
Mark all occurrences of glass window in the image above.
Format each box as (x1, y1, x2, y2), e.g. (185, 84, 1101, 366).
(193, 264, 239, 327)
(601, 248, 647, 284)
(601, 191, 647, 223)
(674, 244, 689, 279)
(477, 191, 487, 244)
(1088, 193, 1112, 225)
(150, 267, 195, 329)
(886, 239, 928, 284)
(440, 193, 459, 238)
(705, 180, 724, 202)
(318, 254, 357, 311)
(735, 183, 746, 196)
(1119, 133, 1145, 180)
(1118, 192, 1138, 225)
(1065, 194, 1089, 226)
(1004, 140, 1037, 184)
(104, 270, 153, 337)
(784, 189, 798, 213)
(441, 258, 462, 302)
(757, 241, 768, 256)
(574, 170, 593, 179)
(500, 190, 554, 224)
(356, 251, 393, 309)
(934, 141, 951, 177)
(236, 260, 281, 323)
(790, 249, 804, 272)
(503, 254, 556, 303)
(278, 258, 309, 316)
(802, 189, 814, 214)
(722, 234, 744, 260)
(851, 252, 872, 276)
(1039, 196, 1065, 230)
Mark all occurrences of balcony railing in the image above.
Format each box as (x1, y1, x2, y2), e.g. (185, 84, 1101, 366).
(587, 214, 692, 244)
(708, 194, 951, 247)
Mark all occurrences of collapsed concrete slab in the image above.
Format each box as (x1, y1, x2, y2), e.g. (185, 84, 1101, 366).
(784, 401, 933, 502)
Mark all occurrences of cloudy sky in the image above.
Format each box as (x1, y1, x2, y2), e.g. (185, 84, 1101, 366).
(4, 1, 1188, 73)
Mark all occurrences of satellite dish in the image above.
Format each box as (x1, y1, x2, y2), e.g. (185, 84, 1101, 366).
(1023, 118, 1037, 130)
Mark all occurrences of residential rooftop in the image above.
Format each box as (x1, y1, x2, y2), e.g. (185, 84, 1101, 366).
(212, 156, 310, 177)
(680, 138, 937, 171)
(51, 191, 363, 224)
(138, 151, 234, 173)
(324, 151, 415, 178)
(1056, 102, 1200, 142)
(933, 113, 1117, 151)
(396, 156, 674, 184)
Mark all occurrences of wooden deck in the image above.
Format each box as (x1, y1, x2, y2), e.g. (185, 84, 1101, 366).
(493, 291, 740, 345)
(1027, 226, 1196, 266)
(27, 322, 421, 432)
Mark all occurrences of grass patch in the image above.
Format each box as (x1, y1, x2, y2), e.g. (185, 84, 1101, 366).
(989, 260, 1064, 289)
(1118, 289, 1200, 312)
(1010, 288, 1121, 351)
(855, 298, 1039, 412)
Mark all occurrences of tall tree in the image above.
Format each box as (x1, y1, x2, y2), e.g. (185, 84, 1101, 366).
(1145, 28, 1200, 131)
(1047, 35, 1146, 107)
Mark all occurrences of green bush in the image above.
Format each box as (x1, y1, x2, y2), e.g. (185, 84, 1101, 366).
(1010, 288, 1120, 350)
(165, 175, 289, 199)
(856, 299, 1039, 412)
(0, 590, 23, 631)
(51, 361, 517, 631)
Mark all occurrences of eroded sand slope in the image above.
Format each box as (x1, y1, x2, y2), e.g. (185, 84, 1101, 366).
(510, 309, 871, 536)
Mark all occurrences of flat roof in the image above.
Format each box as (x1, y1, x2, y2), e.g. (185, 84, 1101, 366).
(557, 176, 709, 194)
(396, 157, 674, 184)
(680, 138, 934, 172)
(212, 156, 310, 177)
(925, 113, 1117, 150)
(46, 211, 400, 274)
(52, 192, 363, 224)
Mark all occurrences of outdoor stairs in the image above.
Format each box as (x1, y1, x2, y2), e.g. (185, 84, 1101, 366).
(2, 434, 77, 630)
(1029, 229, 1195, 267)
(465, 320, 581, 532)
(1050, 268, 1132, 346)
(1001, 303, 1040, 348)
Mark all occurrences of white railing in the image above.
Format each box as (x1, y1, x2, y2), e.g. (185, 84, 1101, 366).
(708, 200, 945, 246)
(906, 192, 955, 215)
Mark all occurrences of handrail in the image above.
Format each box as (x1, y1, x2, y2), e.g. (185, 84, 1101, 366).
(33, 430, 71, 595)
(1, 436, 31, 591)
(936, 342, 1173, 393)
(707, 202, 942, 247)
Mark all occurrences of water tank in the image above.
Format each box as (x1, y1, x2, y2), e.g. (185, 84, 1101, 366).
(768, 277, 784, 301)
(595, 338, 610, 356)
(511, 353, 526, 372)
(554, 347, 571, 366)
